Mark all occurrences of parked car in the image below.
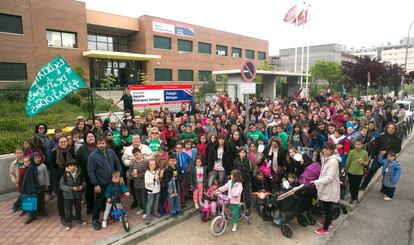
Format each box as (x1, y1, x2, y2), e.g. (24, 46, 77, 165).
(393, 100, 414, 120)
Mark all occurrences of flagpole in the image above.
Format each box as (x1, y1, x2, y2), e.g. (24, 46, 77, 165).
(305, 3, 311, 94)
(294, 47, 298, 73)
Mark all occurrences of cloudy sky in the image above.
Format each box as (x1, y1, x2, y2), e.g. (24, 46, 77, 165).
(81, 0, 414, 55)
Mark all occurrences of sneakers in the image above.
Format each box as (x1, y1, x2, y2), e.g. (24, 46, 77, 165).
(136, 209, 144, 215)
(318, 220, 333, 228)
(195, 203, 199, 209)
(102, 220, 107, 228)
(65, 223, 72, 231)
(92, 220, 102, 230)
(199, 201, 204, 208)
(153, 212, 161, 218)
(76, 219, 86, 225)
(314, 227, 330, 235)
(232, 224, 238, 232)
(349, 200, 356, 205)
(143, 214, 148, 219)
(145, 217, 151, 225)
(384, 197, 392, 201)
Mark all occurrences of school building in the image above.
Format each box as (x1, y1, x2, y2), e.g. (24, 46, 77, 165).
(0, 0, 269, 90)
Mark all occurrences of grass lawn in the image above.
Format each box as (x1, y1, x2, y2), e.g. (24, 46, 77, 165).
(0, 99, 89, 154)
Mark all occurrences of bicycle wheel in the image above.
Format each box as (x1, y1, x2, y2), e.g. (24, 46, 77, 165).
(239, 203, 246, 218)
(210, 215, 226, 236)
(121, 213, 130, 232)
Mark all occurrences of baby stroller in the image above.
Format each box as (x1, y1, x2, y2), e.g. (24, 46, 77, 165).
(298, 163, 347, 221)
(266, 184, 316, 238)
(201, 192, 219, 222)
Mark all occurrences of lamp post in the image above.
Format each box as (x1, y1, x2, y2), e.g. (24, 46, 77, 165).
(404, 20, 414, 99)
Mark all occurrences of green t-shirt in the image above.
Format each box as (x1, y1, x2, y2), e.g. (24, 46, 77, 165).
(149, 139, 161, 152)
(345, 149, 369, 175)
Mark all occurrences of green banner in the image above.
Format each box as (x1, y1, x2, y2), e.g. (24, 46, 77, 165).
(26, 55, 86, 117)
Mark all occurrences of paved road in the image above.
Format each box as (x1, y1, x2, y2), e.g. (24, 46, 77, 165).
(140, 210, 330, 245)
(327, 138, 414, 245)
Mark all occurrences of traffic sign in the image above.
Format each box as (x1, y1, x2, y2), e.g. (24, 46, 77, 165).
(240, 59, 256, 82)
(240, 82, 256, 94)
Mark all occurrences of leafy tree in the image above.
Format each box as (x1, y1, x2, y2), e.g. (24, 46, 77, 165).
(309, 60, 343, 84)
(258, 60, 273, 71)
(342, 56, 403, 91)
(73, 66, 88, 82)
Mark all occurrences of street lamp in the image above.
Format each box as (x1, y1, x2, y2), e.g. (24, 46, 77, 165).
(404, 20, 414, 98)
(404, 20, 414, 73)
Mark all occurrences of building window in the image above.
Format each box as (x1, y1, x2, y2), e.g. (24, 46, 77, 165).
(178, 39, 193, 52)
(258, 51, 266, 60)
(198, 42, 211, 54)
(88, 33, 128, 52)
(0, 62, 27, 81)
(246, 49, 255, 59)
(232, 47, 242, 58)
(178, 69, 193, 81)
(216, 45, 228, 56)
(155, 69, 172, 81)
(199, 70, 212, 81)
(47, 30, 77, 48)
(154, 36, 171, 50)
(0, 13, 23, 34)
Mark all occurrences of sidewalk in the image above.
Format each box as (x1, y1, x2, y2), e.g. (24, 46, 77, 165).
(0, 191, 197, 245)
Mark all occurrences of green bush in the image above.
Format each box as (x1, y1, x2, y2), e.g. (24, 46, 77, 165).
(80, 100, 90, 111)
(95, 99, 112, 112)
(65, 93, 81, 106)
(78, 89, 90, 98)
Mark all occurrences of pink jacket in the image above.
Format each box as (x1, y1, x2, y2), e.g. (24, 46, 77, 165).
(218, 180, 243, 204)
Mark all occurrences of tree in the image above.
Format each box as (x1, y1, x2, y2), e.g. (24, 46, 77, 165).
(342, 56, 403, 91)
(258, 60, 273, 71)
(309, 60, 343, 84)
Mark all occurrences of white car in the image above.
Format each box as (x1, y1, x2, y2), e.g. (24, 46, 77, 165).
(393, 100, 414, 120)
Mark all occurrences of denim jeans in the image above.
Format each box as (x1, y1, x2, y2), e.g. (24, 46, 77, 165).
(64, 198, 82, 223)
(168, 193, 181, 214)
(134, 188, 147, 211)
(146, 192, 160, 215)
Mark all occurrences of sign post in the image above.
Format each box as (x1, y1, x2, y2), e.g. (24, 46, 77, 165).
(240, 59, 256, 126)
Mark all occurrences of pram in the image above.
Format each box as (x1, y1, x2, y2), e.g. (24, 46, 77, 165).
(266, 184, 316, 238)
(298, 162, 347, 222)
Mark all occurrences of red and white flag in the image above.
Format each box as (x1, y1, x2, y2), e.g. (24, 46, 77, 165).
(296, 9, 308, 26)
(283, 4, 297, 24)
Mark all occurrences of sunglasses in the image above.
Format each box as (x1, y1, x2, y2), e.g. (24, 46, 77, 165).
(151, 132, 159, 134)
(38, 127, 45, 129)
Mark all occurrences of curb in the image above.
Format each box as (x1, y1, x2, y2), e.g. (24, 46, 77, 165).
(95, 207, 199, 245)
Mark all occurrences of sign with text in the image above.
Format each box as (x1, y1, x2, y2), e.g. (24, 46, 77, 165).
(26, 55, 86, 117)
(129, 84, 193, 106)
(240, 82, 256, 94)
(153, 19, 195, 37)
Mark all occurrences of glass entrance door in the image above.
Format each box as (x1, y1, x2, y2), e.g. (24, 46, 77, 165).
(90, 59, 143, 88)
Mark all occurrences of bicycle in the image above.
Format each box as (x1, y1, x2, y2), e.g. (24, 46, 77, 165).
(210, 194, 252, 236)
(108, 195, 130, 232)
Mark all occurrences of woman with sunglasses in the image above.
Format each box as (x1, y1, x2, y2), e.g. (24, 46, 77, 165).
(144, 128, 163, 152)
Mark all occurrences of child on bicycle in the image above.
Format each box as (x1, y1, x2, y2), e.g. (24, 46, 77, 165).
(217, 169, 243, 232)
(102, 171, 130, 228)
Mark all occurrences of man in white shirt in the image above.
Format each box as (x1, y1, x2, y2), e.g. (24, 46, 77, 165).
(122, 135, 153, 167)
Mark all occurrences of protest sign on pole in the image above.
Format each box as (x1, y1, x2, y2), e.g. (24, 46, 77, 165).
(25, 55, 86, 117)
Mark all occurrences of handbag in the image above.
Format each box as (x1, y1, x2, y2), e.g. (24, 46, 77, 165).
(21, 194, 37, 212)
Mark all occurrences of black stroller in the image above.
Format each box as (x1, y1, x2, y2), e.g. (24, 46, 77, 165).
(265, 184, 317, 238)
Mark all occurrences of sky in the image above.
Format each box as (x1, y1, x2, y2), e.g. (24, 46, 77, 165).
(80, 0, 414, 55)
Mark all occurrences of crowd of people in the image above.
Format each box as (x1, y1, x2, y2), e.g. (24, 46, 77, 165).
(8, 88, 404, 235)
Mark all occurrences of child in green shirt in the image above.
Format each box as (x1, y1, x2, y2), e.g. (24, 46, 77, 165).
(345, 139, 368, 204)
